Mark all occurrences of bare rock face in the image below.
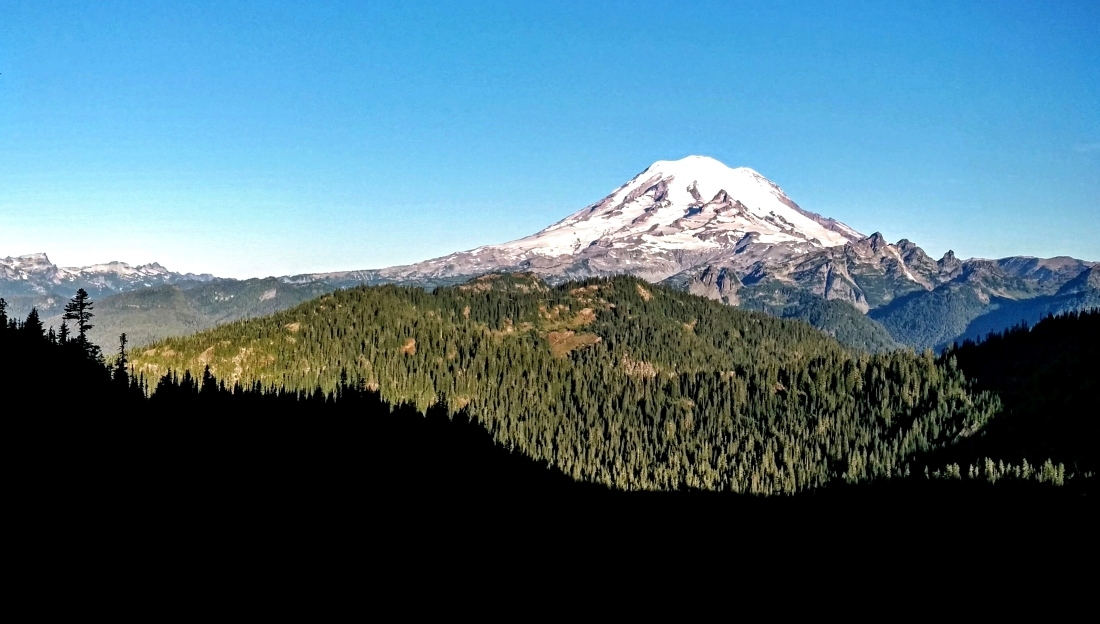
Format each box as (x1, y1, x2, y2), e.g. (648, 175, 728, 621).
(686, 265, 742, 306)
(938, 250, 963, 280)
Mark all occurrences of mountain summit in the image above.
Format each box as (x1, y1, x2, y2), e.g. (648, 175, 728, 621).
(353, 156, 865, 285)
(499, 156, 861, 260)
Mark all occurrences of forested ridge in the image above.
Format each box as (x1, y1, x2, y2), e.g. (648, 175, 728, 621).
(1, 285, 1093, 507)
(942, 311, 1099, 474)
(121, 274, 1090, 495)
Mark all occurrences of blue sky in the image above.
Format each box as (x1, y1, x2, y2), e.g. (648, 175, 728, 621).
(1, 0, 1097, 277)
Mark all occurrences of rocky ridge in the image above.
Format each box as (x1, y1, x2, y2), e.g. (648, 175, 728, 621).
(0, 253, 215, 298)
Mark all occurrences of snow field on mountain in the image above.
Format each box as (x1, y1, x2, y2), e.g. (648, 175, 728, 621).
(497, 156, 861, 259)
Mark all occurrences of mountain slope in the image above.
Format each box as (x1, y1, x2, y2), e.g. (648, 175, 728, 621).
(871, 263, 1099, 350)
(128, 274, 1008, 495)
(946, 310, 1100, 472)
(299, 156, 864, 287)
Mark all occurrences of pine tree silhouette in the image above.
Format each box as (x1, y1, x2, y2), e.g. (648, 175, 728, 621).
(113, 333, 129, 387)
(22, 308, 44, 339)
(63, 288, 98, 358)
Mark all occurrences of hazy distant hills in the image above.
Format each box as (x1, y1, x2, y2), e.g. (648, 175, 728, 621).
(2, 156, 1095, 349)
(0, 255, 335, 347)
(49, 279, 338, 348)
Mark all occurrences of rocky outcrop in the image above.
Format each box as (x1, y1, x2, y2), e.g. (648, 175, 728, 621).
(686, 266, 742, 306)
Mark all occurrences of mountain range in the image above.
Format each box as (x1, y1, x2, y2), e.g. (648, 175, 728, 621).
(2, 156, 1095, 349)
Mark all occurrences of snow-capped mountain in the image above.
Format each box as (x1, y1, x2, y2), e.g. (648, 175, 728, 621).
(286, 155, 1093, 320)
(346, 156, 865, 285)
(0, 253, 215, 298)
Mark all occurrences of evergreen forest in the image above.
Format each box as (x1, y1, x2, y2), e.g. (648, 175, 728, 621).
(70, 273, 1091, 497)
(2, 279, 1095, 531)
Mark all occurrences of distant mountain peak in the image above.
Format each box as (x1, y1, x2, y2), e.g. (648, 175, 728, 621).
(323, 156, 870, 286)
(866, 232, 888, 252)
(3, 252, 53, 266)
(494, 155, 863, 262)
(0, 253, 216, 298)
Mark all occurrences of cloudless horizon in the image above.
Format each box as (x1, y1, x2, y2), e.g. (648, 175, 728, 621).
(1, 1, 1097, 278)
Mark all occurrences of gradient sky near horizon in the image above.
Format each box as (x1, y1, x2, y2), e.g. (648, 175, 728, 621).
(1, 1, 1097, 278)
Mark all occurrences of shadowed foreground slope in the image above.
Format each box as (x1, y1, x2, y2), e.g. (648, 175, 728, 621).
(6, 288, 1093, 506)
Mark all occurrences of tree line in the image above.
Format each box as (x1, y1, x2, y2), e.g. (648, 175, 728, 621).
(123, 274, 1092, 495)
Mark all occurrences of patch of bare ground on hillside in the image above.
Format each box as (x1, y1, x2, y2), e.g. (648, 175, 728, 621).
(546, 330, 601, 358)
(400, 338, 417, 355)
(621, 353, 658, 378)
(575, 307, 596, 325)
(570, 284, 615, 310)
(570, 285, 600, 297)
(194, 346, 215, 366)
(539, 304, 597, 330)
(457, 274, 500, 293)
(636, 284, 653, 301)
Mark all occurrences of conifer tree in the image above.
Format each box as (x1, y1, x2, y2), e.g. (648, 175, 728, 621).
(63, 288, 95, 346)
(22, 308, 44, 339)
(63, 288, 98, 358)
(114, 333, 129, 387)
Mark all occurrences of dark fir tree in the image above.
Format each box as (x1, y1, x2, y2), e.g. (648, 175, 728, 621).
(113, 333, 130, 387)
(64, 288, 94, 340)
(22, 308, 44, 339)
(63, 288, 98, 358)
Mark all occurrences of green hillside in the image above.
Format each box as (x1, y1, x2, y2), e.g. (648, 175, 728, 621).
(131, 273, 1004, 495)
(948, 309, 1099, 472)
(737, 280, 900, 352)
(872, 282, 1100, 351)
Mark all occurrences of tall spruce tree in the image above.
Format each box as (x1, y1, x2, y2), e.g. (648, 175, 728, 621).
(113, 333, 129, 387)
(22, 308, 45, 339)
(63, 288, 97, 357)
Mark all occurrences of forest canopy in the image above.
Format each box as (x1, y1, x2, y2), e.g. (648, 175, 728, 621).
(117, 274, 1093, 495)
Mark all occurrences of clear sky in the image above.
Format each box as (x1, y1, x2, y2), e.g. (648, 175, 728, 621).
(1, 1, 1097, 277)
